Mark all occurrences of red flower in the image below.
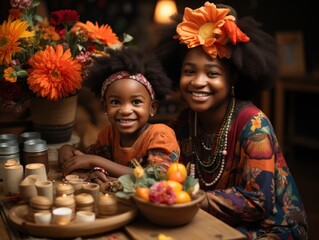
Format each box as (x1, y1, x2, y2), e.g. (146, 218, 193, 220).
(50, 10, 80, 27)
(0, 79, 28, 102)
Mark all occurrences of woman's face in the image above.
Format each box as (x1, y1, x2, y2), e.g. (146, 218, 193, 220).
(180, 47, 232, 113)
(104, 79, 157, 136)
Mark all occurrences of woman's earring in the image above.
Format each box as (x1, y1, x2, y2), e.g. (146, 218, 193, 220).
(150, 114, 154, 117)
(104, 112, 107, 116)
(231, 86, 235, 97)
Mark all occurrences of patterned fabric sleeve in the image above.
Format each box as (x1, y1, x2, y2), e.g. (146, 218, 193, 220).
(82, 127, 112, 159)
(206, 111, 308, 239)
(146, 124, 180, 170)
(206, 112, 274, 222)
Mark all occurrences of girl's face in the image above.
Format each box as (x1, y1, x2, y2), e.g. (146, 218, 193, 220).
(104, 79, 158, 137)
(180, 47, 232, 113)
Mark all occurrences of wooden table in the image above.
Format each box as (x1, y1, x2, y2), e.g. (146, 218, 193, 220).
(0, 156, 246, 240)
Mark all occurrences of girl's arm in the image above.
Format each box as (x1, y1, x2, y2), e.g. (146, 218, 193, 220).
(61, 150, 133, 178)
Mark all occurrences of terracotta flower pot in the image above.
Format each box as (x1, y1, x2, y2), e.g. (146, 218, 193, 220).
(30, 95, 78, 143)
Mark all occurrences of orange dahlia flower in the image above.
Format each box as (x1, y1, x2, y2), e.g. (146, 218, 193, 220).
(175, 2, 249, 59)
(27, 44, 83, 101)
(71, 20, 121, 47)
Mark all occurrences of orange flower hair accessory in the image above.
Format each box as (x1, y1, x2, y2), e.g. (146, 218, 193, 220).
(174, 2, 250, 59)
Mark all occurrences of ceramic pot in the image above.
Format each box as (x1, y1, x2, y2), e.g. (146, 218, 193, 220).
(30, 95, 78, 143)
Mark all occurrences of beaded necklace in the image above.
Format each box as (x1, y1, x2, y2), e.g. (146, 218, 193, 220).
(191, 97, 235, 187)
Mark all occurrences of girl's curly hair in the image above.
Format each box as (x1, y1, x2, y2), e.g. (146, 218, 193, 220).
(84, 47, 174, 102)
(155, 5, 279, 100)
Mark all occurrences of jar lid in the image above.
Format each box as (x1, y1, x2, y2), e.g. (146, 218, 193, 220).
(0, 142, 19, 154)
(0, 134, 18, 145)
(30, 195, 53, 209)
(19, 132, 41, 143)
(24, 139, 48, 152)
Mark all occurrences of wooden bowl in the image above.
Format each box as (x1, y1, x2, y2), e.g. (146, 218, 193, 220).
(133, 190, 205, 227)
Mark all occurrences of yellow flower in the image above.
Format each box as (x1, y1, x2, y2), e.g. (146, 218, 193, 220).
(27, 44, 83, 101)
(175, 2, 249, 59)
(0, 17, 34, 65)
(4, 67, 17, 82)
(133, 166, 145, 179)
(131, 159, 144, 178)
(250, 117, 262, 132)
(157, 233, 173, 240)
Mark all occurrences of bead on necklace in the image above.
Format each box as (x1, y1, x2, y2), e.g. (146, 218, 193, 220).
(192, 97, 235, 187)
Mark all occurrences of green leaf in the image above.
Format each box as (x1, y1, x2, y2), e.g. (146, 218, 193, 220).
(115, 191, 134, 199)
(122, 33, 133, 43)
(118, 174, 135, 192)
(183, 176, 199, 193)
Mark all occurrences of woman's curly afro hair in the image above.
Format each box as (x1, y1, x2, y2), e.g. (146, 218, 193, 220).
(84, 47, 174, 102)
(155, 5, 279, 101)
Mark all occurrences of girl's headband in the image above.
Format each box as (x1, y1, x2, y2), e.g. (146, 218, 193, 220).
(101, 71, 155, 102)
(174, 2, 250, 59)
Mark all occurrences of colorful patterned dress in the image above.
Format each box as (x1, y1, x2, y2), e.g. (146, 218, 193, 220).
(169, 100, 308, 240)
(83, 123, 180, 169)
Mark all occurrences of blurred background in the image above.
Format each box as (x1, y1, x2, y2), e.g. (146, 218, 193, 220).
(1, 0, 318, 238)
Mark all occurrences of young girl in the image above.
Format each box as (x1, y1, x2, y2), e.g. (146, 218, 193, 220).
(156, 2, 308, 240)
(58, 47, 180, 181)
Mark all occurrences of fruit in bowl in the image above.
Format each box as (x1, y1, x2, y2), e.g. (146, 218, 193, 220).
(115, 161, 204, 226)
(133, 189, 205, 226)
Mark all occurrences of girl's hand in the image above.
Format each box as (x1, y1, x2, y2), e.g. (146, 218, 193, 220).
(58, 144, 76, 168)
(61, 150, 90, 176)
(87, 167, 109, 184)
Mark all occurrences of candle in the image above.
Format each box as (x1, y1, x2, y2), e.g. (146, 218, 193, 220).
(75, 193, 94, 212)
(82, 182, 100, 205)
(54, 194, 75, 219)
(56, 183, 74, 197)
(97, 193, 118, 216)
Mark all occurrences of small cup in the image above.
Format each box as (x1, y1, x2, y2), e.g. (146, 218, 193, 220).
(68, 178, 84, 195)
(34, 212, 52, 224)
(3, 164, 24, 195)
(82, 183, 100, 205)
(65, 174, 79, 181)
(25, 163, 47, 181)
(75, 211, 96, 222)
(35, 180, 53, 201)
(19, 174, 39, 202)
(52, 207, 72, 225)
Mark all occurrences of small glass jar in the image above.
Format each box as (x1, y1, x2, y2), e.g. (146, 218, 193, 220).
(19, 132, 41, 166)
(23, 139, 49, 173)
(0, 134, 18, 145)
(0, 142, 20, 180)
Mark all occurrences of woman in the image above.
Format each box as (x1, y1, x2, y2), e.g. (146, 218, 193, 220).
(156, 2, 308, 239)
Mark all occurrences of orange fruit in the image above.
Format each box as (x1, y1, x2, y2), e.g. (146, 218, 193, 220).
(166, 180, 183, 192)
(167, 163, 187, 183)
(135, 187, 150, 202)
(175, 190, 191, 204)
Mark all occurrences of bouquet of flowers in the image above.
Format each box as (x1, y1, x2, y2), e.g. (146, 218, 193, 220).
(0, 0, 132, 115)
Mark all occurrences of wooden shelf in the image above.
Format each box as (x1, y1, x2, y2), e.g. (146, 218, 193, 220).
(274, 76, 319, 153)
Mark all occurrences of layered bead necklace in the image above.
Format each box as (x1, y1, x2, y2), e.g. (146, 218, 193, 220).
(191, 97, 235, 187)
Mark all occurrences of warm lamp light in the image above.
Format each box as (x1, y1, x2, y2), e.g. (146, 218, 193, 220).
(154, 0, 178, 24)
